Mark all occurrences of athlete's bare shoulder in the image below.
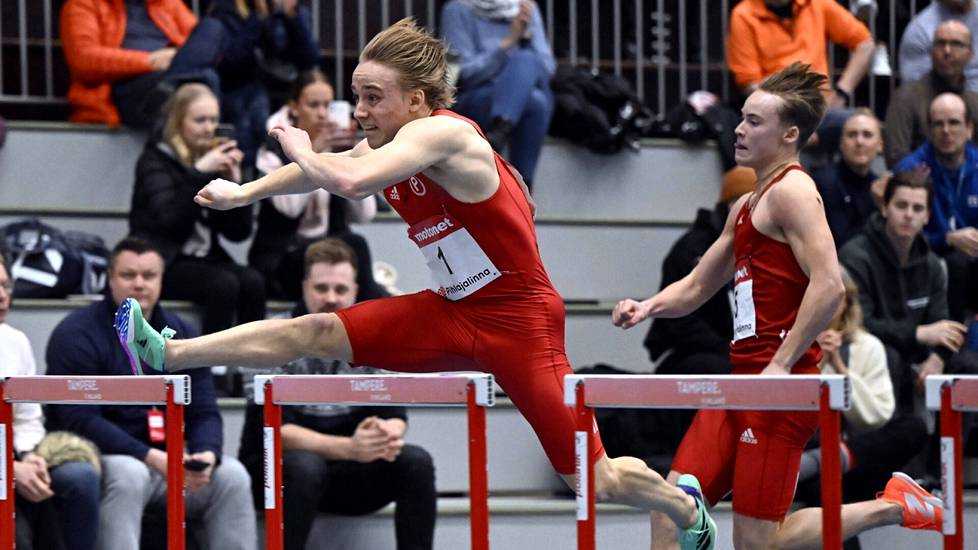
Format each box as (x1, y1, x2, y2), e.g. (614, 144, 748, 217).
(399, 113, 499, 202)
(766, 169, 822, 213)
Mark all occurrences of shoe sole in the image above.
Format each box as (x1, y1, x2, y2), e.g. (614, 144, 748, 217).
(115, 298, 143, 376)
(891, 472, 943, 506)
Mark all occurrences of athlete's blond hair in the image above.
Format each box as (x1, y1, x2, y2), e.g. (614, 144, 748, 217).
(360, 18, 455, 109)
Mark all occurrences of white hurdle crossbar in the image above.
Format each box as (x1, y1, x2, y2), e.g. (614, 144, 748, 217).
(926, 374, 978, 550)
(255, 373, 495, 550)
(0, 375, 191, 550)
(564, 374, 850, 550)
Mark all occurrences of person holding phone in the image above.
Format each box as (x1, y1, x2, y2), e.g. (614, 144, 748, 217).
(129, 83, 267, 340)
(250, 70, 388, 301)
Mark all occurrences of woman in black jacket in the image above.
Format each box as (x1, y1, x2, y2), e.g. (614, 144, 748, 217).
(129, 83, 266, 335)
(249, 70, 388, 302)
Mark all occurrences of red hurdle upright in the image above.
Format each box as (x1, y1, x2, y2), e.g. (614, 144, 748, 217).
(926, 374, 978, 550)
(564, 374, 850, 550)
(0, 375, 190, 550)
(256, 373, 495, 550)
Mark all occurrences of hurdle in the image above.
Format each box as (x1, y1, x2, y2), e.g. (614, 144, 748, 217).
(0, 375, 190, 550)
(256, 373, 495, 550)
(926, 374, 978, 550)
(564, 374, 850, 549)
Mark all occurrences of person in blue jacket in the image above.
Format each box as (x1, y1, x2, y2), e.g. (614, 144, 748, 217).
(44, 236, 256, 550)
(894, 92, 978, 322)
(441, 0, 556, 189)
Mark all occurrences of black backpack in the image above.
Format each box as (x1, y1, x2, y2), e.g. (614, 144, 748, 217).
(1, 219, 108, 298)
(549, 66, 654, 154)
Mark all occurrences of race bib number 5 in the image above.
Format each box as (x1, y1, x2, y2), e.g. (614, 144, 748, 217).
(732, 261, 756, 342)
(408, 214, 501, 300)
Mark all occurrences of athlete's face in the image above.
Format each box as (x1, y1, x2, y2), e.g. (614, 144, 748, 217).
(351, 61, 427, 148)
(181, 94, 220, 155)
(109, 250, 164, 320)
(839, 114, 882, 174)
(734, 91, 797, 170)
(0, 263, 11, 325)
(302, 261, 358, 314)
(883, 186, 930, 242)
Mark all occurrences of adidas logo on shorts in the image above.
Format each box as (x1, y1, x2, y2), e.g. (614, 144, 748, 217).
(739, 428, 758, 445)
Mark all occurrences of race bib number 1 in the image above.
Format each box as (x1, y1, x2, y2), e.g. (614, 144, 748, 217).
(408, 214, 501, 300)
(732, 261, 756, 342)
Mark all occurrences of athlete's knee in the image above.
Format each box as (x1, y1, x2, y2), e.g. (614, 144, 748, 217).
(732, 519, 778, 550)
(293, 313, 344, 357)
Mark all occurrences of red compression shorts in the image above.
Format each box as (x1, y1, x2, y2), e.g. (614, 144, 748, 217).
(335, 289, 606, 474)
(670, 362, 820, 521)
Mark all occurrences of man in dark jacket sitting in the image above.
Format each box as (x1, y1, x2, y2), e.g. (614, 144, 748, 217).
(839, 171, 978, 482)
(238, 238, 436, 550)
(45, 236, 256, 550)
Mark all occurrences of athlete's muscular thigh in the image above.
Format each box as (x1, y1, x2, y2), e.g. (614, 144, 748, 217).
(336, 291, 480, 372)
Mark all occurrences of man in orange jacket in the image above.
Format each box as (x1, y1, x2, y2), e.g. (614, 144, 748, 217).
(60, 0, 222, 127)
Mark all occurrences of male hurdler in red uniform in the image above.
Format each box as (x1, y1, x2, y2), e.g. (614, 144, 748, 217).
(116, 17, 716, 550)
(614, 62, 944, 549)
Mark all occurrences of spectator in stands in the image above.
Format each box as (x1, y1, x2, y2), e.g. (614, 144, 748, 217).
(726, 0, 874, 151)
(44, 236, 256, 550)
(250, 70, 388, 302)
(899, 0, 978, 92)
(796, 268, 927, 504)
(727, 0, 874, 106)
(238, 239, 435, 550)
(886, 19, 978, 168)
(60, 0, 223, 128)
(440, 0, 556, 190)
(893, 92, 978, 322)
(204, 0, 320, 169)
(839, 171, 978, 484)
(129, 83, 266, 336)
(813, 108, 884, 248)
(0, 253, 100, 550)
(641, 166, 754, 454)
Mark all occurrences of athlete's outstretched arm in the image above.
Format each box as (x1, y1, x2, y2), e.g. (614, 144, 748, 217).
(613, 195, 747, 329)
(195, 116, 473, 210)
(765, 178, 844, 373)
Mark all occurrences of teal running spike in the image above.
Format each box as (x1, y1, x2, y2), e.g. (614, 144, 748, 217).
(115, 297, 174, 375)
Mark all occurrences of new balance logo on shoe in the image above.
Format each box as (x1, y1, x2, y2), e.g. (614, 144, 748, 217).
(739, 428, 758, 445)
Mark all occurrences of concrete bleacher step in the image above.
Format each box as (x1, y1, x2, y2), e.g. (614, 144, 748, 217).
(265, 496, 967, 550)
(0, 122, 720, 309)
(0, 211, 687, 304)
(0, 123, 722, 223)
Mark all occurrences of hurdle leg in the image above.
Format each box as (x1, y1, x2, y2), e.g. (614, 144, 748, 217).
(165, 383, 186, 550)
(0, 385, 13, 550)
(941, 385, 964, 550)
(819, 385, 843, 549)
(264, 383, 285, 550)
(574, 384, 596, 550)
(467, 383, 490, 550)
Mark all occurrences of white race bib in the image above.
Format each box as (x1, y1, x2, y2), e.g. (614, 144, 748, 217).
(732, 261, 756, 342)
(408, 214, 501, 300)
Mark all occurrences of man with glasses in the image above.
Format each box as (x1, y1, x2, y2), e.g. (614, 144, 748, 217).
(894, 92, 978, 325)
(900, 0, 978, 90)
(886, 20, 978, 168)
